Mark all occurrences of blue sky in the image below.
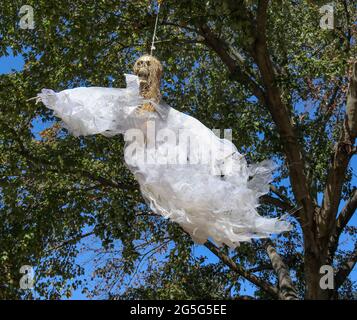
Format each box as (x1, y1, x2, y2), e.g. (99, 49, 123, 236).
(1, 49, 355, 299)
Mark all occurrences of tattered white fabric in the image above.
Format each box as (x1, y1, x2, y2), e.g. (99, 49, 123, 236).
(37, 74, 291, 248)
(37, 74, 143, 137)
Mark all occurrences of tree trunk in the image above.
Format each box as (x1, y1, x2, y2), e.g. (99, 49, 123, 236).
(304, 251, 330, 299)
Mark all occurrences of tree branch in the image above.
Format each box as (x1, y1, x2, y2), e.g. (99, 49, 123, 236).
(45, 231, 95, 253)
(269, 185, 293, 205)
(204, 241, 280, 299)
(253, 5, 319, 277)
(327, 190, 357, 263)
(346, 61, 357, 139)
(335, 189, 357, 239)
(252, 2, 323, 299)
(197, 23, 266, 105)
(319, 62, 357, 249)
(334, 243, 357, 291)
(260, 195, 294, 213)
(266, 241, 299, 300)
(260, 185, 303, 219)
(253, 0, 315, 230)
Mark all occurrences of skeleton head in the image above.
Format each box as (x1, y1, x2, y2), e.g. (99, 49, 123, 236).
(133, 55, 163, 102)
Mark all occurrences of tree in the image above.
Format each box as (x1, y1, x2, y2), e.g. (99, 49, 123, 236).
(0, 0, 356, 300)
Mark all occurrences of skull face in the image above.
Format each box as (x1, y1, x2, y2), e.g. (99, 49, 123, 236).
(134, 56, 152, 85)
(133, 55, 162, 86)
(133, 55, 163, 102)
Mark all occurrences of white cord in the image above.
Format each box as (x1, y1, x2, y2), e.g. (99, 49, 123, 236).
(150, 3, 161, 55)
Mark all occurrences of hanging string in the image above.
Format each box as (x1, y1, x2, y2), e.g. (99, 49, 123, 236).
(150, 0, 162, 55)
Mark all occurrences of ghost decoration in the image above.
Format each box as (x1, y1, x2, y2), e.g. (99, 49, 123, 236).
(36, 54, 291, 248)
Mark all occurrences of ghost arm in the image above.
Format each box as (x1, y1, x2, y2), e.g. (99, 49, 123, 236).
(36, 74, 143, 137)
